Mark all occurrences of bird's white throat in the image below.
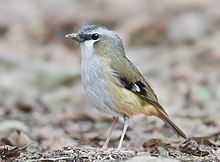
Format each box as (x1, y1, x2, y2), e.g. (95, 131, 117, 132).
(80, 39, 97, 59)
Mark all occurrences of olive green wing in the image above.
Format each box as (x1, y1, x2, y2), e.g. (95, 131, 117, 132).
(111, 56, 168, 115)
(110, 56, 187, 139)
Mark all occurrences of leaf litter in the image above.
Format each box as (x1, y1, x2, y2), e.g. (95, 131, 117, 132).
(15, 146, 137, 162)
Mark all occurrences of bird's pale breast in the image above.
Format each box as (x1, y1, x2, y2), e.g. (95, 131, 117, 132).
(81, 55, 122, 117)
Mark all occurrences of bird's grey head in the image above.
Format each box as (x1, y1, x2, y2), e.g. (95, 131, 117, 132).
(66, 25, 125, 56)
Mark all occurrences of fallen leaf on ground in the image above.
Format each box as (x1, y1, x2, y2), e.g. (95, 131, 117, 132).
(0, 145, 21, 162)
(0, 142, 36, 161)
(179, 139, 210, 157)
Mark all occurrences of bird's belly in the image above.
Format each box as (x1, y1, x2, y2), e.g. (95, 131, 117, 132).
(81, 59, 121, 117)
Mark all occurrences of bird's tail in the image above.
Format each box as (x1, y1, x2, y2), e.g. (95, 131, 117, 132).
(157, 109, 187, 139)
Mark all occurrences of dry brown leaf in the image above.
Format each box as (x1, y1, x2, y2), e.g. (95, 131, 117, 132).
(15, 101, 33, 113)
(179, 139, 210, 157)
(143, 138, 161, 148)
(0, 145, 21, 162)
(0, 138, 13, 146)
(0, 142, 36, 162)
(143, 138, 162, 155)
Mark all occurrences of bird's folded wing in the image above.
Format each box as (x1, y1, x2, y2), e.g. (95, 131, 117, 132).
(111, 57, 168, 115)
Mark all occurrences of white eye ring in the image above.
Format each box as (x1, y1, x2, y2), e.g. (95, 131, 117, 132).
(91, 33, 99, 40)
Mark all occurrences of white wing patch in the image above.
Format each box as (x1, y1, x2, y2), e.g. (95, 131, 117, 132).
(132, 83, 141, 92)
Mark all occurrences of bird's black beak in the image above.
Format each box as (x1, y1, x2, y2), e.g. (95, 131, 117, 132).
(65, 33, 80, 42)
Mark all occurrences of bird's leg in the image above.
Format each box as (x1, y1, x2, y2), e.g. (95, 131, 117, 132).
(102, 116, 118, 150)
(117, 116, 129, 151)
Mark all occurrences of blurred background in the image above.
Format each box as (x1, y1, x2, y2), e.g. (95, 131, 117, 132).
(0, 0, 219, 152)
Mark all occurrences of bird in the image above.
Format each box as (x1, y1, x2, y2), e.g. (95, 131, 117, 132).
(65, 25, 187, 151)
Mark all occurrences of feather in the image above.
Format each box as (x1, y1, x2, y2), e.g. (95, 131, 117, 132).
(111, 56, 168, 115)
(110, 56, 187, 139)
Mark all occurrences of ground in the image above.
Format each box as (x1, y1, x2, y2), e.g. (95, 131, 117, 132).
(0, 0, 219, 161)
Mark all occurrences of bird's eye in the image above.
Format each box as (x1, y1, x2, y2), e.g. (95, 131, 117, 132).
(91, 33, 99, 40)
